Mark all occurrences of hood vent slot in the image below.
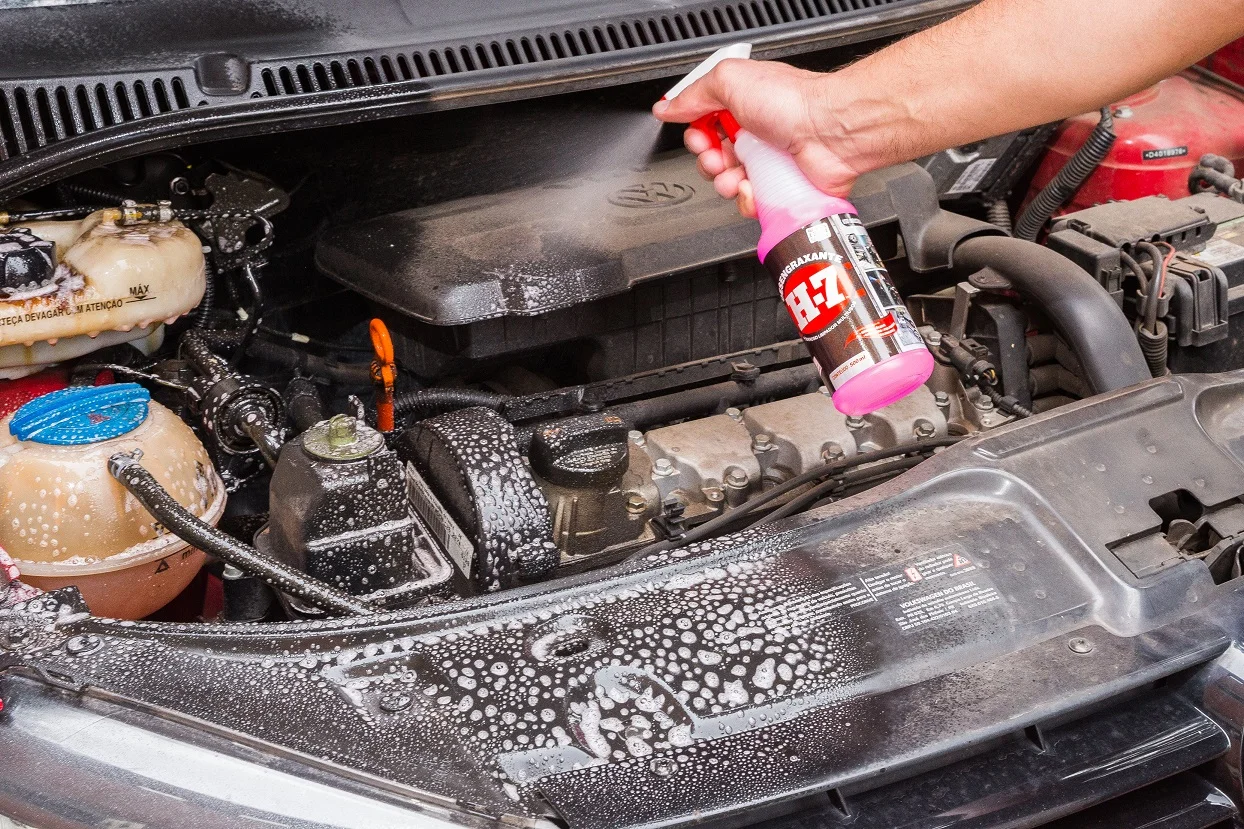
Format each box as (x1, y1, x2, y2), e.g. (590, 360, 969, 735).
(0, 0, 918, 162)
(258, 0, 906, 95)
(0, 74, 194, 160)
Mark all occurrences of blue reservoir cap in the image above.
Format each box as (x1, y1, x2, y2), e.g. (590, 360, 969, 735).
(10, 383, 151, 445)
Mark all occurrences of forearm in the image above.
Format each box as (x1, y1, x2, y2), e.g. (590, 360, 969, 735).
(819, 0, 1244, 173)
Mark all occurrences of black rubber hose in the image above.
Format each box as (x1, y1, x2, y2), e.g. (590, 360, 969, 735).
(1189, 153, 1244, 202)
(285, 377, 326, 434)
(1014, 107, 1115, 242)
(108, 451, 375, 616)
(246, 338, 373, 385)
(394, 387, 512, 420)
(953, 235, 1150, 393)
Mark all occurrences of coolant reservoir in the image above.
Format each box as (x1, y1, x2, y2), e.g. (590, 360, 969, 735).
(0, 383, 224, 618)
(0, 208, 205, 378)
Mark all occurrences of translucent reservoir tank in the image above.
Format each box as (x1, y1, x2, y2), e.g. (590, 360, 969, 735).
(0, 207, 205, 377)
(0, 384, 224, 618)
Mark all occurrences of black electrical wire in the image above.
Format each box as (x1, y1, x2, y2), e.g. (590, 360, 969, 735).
(1014, 107, 1116, 242)
(626, 437, 962, 561)
(108, 451, 375, 616)
(229, 262, 264, 370)
(754, 455, 927, 526)
(1118, 250, 1150, 295)
(1135, 241, 1169, 334)
(1, 206, 102, 223)
(1134, 241, 1174, 377)
(194, 256, 217, 329)
(71, 363, 191, 392)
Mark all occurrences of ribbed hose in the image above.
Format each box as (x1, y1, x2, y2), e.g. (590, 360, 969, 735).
(194, 255, 216, 329)
(1137, 321, 1169, 377)
(1014, 108, 1116, 242)
(985, 200, 1013, 234)
(108, 451, 374, 616)
(59, 182, 125, 206)
(393, 388, 512, 420)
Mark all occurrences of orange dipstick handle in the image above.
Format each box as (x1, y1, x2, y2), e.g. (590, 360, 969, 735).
(369, 318, 397, 432)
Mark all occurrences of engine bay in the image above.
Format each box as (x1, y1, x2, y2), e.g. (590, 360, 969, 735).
(7, 53, 1244, 829)
(0, 67, 1242, 625)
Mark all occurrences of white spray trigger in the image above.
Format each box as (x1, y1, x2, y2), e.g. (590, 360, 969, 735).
(663, 43, 752, 101)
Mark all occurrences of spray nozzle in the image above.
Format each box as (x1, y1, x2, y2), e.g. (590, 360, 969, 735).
(662, 43, 751, 152)
(690, 110, 741, 152)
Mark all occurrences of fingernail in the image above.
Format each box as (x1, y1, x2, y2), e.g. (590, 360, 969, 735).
(652, 100, 670, 115)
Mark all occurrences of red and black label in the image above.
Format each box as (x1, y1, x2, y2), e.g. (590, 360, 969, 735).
(763, 213, 925, 389)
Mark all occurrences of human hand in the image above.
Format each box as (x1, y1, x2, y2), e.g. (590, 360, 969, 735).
(653, 58, 863, 217)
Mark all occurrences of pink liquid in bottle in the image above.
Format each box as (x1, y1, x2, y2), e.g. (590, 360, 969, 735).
(735, 128, 934, 415)
(666, 46, 933, 415)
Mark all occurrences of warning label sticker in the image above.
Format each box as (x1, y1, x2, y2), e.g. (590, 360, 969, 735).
(766, 547, 1001, 635)
(893, 579, 1001, 632)
(946, 158, 997, 195)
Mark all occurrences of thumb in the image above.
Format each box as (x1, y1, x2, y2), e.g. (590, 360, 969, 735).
(652, 60, 739, 123)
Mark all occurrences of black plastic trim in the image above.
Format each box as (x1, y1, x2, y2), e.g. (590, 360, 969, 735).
(0, 0, 973, 202)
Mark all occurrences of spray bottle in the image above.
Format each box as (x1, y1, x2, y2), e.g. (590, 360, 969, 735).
(663, 45, 934, 415)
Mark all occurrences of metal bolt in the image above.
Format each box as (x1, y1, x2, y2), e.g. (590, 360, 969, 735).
(752, 434, 773, 452)
(933, 391, 950, 407)
(845, 416, 866, 430)
(821, 442, 845, 462)
(326, 414, 358, 448)
(626, 492, 648, 514)
(703, 486, 725, 503)
(170, 176, 191, 195)
(379, 692, 414, 713)
(725, 468, 749, 488)
(913, 419, 936, 439)
(1068, 637, 1094, 654)
(725, 407, 742, 421)
(925, 330, 943, 348)
(650, 757, 678, 778)
(1, 626, 30, 650)
(975, 395, 995, 411)
(627, 430, 645, 446)
(653, 457, 674, 476)
(65, 634, 102, 657)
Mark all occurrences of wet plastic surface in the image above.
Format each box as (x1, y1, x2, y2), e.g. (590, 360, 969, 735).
(5, 371, 1244, 826)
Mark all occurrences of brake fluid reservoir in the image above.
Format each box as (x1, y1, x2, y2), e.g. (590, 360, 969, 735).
(0, 383, 224, 619)
(0, 208, 205, 378)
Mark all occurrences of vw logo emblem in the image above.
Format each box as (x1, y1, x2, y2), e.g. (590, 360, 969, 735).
(608, 181, 694, 208)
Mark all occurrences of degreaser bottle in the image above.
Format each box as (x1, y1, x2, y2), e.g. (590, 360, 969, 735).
(663, 45, 934, 416)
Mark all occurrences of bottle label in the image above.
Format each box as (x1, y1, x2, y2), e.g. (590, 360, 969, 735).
(763, 213, 925, 390)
